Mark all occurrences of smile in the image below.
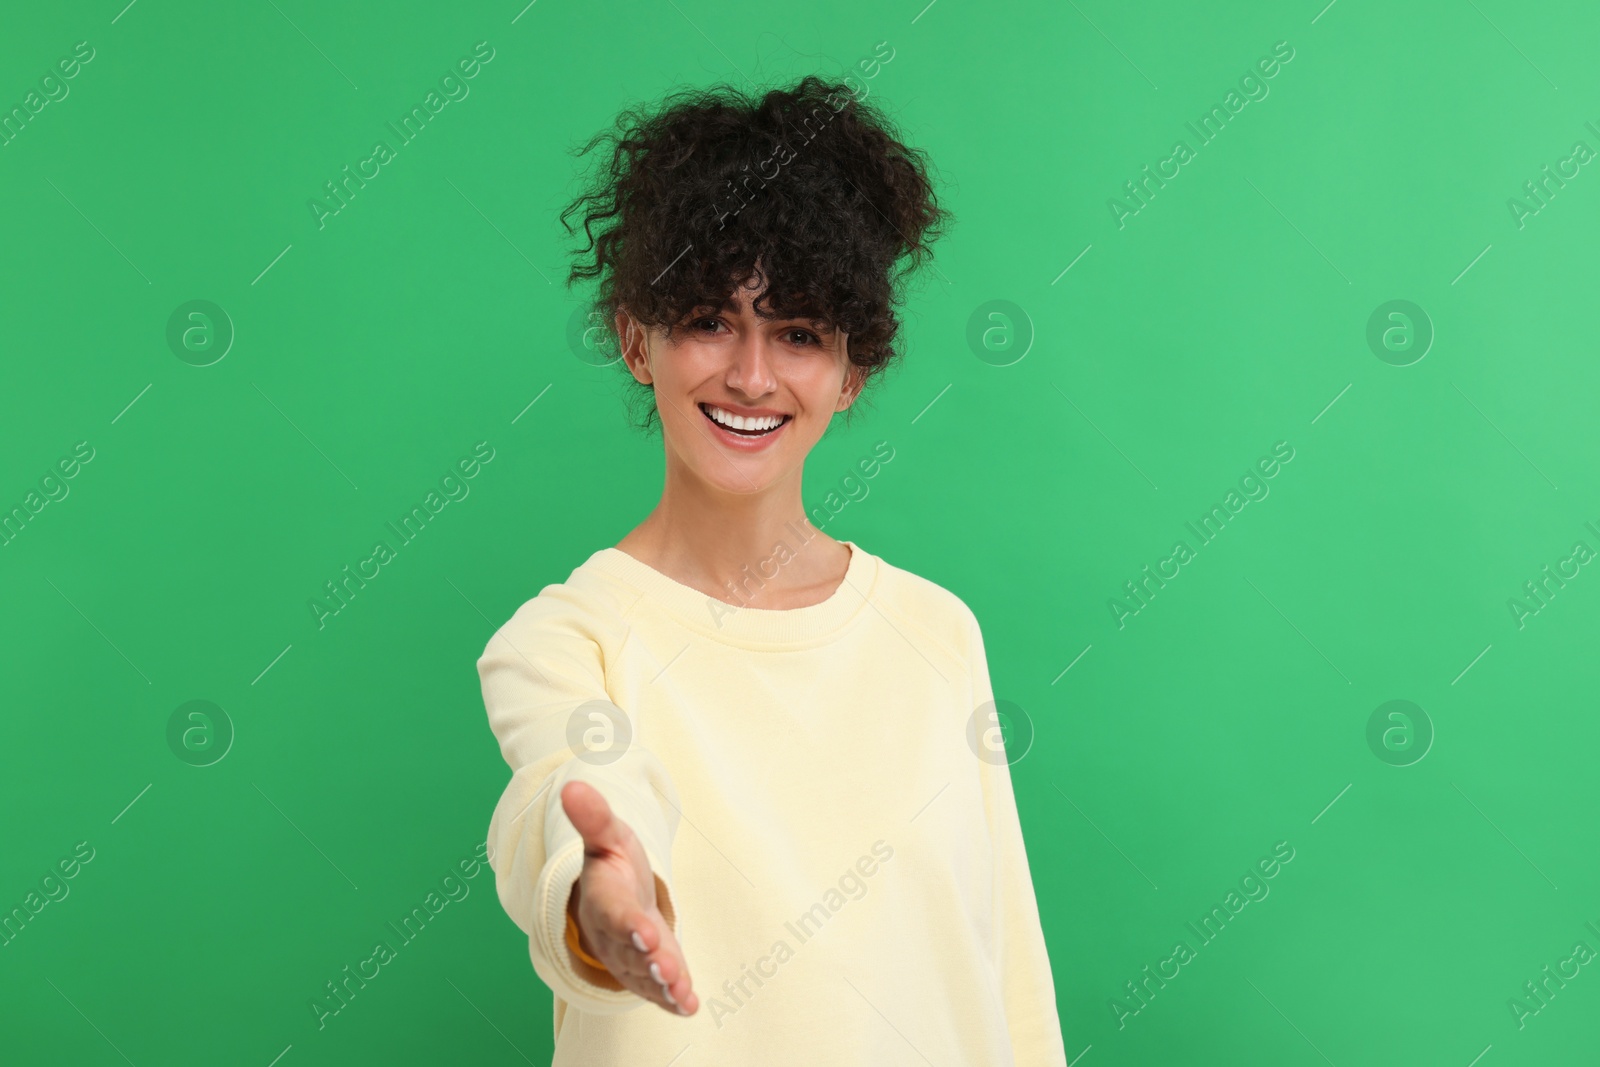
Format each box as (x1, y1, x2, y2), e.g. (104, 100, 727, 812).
(699, 403, 792, 438)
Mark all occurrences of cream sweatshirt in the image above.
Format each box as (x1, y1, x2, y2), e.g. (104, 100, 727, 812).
(478, 537, 1068, 1066)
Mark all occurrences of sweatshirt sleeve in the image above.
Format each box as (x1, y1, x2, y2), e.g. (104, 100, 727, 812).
(478, 584, 682, 1015)
(964, 604, 1070, 1067)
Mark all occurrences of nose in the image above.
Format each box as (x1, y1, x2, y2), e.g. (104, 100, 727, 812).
(724, 330, 778, 400)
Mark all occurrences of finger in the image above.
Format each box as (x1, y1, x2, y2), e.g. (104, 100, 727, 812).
(578, 893, 671, 986)
(629, 971, 688, 1014)
(578, 926, 682, 1014)
(581, 903, 695, 1016)
(588, 911, 667, 985)
(616, 915, 697, 1015)
(651, 960, 698, 1016)
(561, 781, 627, 853)
(628, 961, 693, 1016)
(590, 926, 688, 1015)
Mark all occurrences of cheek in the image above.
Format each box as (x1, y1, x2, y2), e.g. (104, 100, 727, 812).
(641, 352, 685, 401)
(791, 355, 850, 405)
(661, 340, 722, 388)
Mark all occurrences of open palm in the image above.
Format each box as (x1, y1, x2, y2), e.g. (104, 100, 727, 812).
(561, 779, 698, 1016)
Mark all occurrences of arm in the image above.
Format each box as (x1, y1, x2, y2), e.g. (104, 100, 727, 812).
(964, 605, 1070, 1067)
(479, 586, 681, 1013)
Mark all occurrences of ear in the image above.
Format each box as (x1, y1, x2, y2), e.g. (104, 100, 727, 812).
(835, 360, 866, 412)
(615, 307, 653, 385)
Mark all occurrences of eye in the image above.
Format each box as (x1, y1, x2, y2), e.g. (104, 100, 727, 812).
(785, 328, 820, 346)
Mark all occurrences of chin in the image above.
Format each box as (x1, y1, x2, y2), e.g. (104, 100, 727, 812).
(696, 458, 787, 495)
(670, 412, 819, 491)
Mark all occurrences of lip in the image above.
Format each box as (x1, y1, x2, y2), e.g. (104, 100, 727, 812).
(697, 402, 791, 452)
(701, 400, 788, 418)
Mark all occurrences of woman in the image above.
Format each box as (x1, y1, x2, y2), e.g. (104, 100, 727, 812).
(478, 75, 1067, 1065)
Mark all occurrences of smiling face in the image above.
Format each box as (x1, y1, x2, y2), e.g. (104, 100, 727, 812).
(617, 273, 865, 498)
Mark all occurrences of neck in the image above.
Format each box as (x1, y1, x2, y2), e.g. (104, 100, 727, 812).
(617, 456, 839, 603)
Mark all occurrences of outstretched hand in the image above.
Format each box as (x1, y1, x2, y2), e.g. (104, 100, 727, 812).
(561, 779, 698, 1016)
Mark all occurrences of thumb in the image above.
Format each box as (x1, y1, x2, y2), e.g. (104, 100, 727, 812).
(561, 779, 627, 853)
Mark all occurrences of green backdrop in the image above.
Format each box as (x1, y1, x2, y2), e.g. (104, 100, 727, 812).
(3, 1, 1597, 1064)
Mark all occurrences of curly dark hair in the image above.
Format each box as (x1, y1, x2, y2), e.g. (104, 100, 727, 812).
(559, 74, 951, 432)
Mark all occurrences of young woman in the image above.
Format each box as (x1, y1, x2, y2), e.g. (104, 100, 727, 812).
(478, 75, 1067, 1065)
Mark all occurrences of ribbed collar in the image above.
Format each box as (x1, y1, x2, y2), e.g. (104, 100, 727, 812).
(582, 539, 879, 648)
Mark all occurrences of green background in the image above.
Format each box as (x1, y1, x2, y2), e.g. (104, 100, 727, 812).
(3, 0, 1596, 1063)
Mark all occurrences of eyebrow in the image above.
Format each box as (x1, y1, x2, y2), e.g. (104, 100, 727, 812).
(693, 299, 836, 331)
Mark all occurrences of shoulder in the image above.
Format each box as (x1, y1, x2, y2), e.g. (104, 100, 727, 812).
(855, 542, 981, 655)
(478, 549, 640, 662)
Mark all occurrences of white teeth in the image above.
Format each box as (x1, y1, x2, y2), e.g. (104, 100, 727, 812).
(705, 405, 785, 433)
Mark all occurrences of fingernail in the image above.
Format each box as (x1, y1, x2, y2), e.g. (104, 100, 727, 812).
(631, 930, 648, 953)
(661, 985, 678, 1006)
(649, 961, 666, 986)
(676, 1003, 689, 1016)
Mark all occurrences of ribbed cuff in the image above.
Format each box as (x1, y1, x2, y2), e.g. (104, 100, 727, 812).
(532, 839, 681, 1014)
(536, 842, 637, 1011)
